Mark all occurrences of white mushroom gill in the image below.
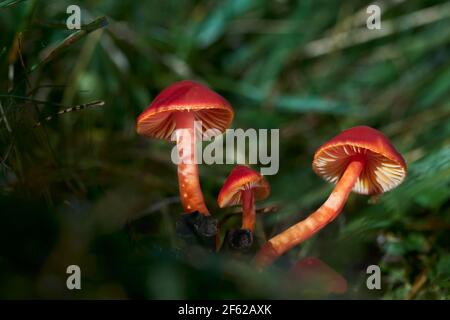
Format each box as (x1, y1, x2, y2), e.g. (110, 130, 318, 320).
(314, 145, 406, 195)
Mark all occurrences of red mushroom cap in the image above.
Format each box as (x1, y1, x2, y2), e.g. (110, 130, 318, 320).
(312, 126, 407, 195)
(217, 165, 270, 208)
(290, 257, 348, 294)
(136, 80, 234, 140)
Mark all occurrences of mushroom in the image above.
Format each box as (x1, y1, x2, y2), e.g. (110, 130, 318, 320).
(136, 80, 234, 217)
(217, 165, 270, 249)
(289, 257, 347, 295)
(255, 126, 407, 267)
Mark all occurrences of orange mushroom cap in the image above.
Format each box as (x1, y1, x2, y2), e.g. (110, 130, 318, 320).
(290, 257, 348, 294)
(136, 80, 234, 140)
(217, 165, 270, 208)
(312, 126, 407, 195)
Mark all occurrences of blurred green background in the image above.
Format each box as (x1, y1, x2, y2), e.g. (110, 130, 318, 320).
(0, 0, 449, 299)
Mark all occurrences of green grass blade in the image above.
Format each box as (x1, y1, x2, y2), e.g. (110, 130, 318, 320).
(29, 16, 109, 72)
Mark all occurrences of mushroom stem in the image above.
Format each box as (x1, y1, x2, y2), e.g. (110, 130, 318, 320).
(255, 156, 365, 267)
(241, 189, 256, 231)
(175, 112, 209, 215)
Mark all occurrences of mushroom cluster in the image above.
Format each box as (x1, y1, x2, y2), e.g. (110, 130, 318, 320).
(136, 81, 407, 273)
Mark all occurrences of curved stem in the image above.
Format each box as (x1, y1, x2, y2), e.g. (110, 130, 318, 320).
(255, 157, 365, 267)
(241, 189, 255, 231)
(175, 112, 209, 215)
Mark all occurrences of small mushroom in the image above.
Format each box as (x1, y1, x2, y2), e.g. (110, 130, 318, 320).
(136, 80, 234, 217)
(256, 126, 407, 267)
(289, 257, 347, 295)
(218, 165, 270, 249)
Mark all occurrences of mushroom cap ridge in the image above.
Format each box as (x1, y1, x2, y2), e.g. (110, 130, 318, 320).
(312, 126, 406, 195)
(218, 165, 270, 207)
(137, 80, 234, 140)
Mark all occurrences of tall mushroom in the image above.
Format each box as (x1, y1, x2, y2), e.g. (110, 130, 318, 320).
(255, 126, 407, 267)
(217, 165, 270, 248)
(136, 80, 234, 217)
